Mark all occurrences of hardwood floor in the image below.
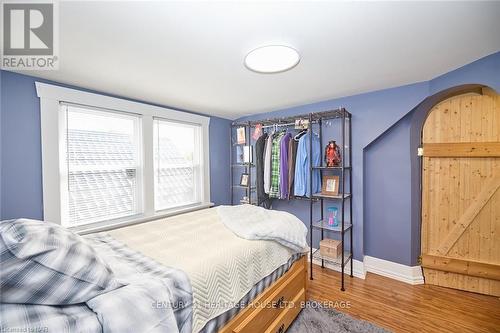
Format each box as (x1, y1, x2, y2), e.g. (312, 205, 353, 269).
(307, 265, 500, 333)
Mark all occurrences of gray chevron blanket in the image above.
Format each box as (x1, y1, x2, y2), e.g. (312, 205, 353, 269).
(106, 207, 297, 333)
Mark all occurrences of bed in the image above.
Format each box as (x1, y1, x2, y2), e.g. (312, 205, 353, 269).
(0, 205, 308, 333)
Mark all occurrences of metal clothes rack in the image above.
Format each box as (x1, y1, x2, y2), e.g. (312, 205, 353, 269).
(230, 108, 353, 291)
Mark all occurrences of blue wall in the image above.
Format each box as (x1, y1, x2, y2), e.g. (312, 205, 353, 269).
(1, 71, 44, 220)
(0, 71, 231, 220)
(364, 114, 412, 264)
(234, 51, 500, 266)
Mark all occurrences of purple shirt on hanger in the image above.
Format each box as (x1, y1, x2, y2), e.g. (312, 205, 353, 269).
(279, 133, 292, 199)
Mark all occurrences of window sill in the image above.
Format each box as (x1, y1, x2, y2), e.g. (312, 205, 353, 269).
(74, 202, 215, 235)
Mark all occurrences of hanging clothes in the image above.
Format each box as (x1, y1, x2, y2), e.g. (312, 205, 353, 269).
(294, 131, 321, 197)
(269, 131, 285, 198)
(263, 132, 274, 194)
(287, 138, 298, 199)
(255, 132, 271, 208)
(279, 133, 292, 199)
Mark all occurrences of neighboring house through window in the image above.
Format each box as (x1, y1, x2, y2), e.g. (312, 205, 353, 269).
(154, 118, 203, 211)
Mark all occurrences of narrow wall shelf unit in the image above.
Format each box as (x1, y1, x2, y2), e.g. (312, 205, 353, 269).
(230, 121, 254, 205)
(230, 108, 353, 291)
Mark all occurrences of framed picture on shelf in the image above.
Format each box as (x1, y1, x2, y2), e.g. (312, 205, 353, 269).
(236, 146, 244, 164)
(236, 127, 246, 144)
(240, 173, 249, 186)
(321, 175, 339, 196)
(236, 145, 252, 164)
(243, 145, 252, 163)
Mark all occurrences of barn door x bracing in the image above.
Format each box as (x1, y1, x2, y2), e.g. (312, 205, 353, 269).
(421, 89, 500, 297)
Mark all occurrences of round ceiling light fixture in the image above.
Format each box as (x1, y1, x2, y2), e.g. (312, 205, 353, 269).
(244, 45, 300, 74)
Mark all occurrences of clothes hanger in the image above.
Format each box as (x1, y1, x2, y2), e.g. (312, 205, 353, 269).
(294, 129, 307, 140)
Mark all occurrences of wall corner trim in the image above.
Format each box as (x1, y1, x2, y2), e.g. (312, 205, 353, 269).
(364, 255, 424, 285)
(308, 250, 425, 285)
(309, 248, 366, 279)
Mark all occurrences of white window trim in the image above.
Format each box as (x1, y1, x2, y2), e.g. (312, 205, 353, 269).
(36, 82, 212, 231)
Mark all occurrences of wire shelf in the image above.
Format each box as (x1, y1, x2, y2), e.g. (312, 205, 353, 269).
(312, 249, 352, 268)
(313, 166, 351, 170)
(312, 193, 351, 200)
(312, 220, 352, 232)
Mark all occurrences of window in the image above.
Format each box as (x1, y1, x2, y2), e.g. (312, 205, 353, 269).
(64, 105, 142, 226)
(154, 119, 202, 211)
(37, 82, 211, 230)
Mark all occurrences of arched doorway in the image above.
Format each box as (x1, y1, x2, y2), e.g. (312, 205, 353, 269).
(420, 88, 500, 296)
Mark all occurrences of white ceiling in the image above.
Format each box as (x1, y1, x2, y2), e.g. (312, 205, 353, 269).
(22, 1, 500, 119)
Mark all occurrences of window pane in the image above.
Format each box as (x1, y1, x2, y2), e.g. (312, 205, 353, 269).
(154, 119, 201, 211)
(65, 106, 141, 226)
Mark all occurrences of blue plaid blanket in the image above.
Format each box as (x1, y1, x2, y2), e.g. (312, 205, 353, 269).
(0, 219, 192, 333)
(85, 233, 193, 333)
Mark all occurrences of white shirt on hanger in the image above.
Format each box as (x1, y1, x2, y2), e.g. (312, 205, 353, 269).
(263, 132, 274, 194)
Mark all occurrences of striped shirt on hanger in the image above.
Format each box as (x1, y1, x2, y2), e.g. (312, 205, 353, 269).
(269, 131, 285, 198)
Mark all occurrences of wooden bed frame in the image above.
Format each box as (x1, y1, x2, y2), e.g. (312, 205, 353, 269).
(219, 256, 307, 333)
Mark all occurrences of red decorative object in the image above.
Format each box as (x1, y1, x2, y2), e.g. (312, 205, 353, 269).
(325, 140, 341, 167)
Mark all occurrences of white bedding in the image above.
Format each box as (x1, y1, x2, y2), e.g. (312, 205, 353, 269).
(217, 204, 308, 252)
(107, 207, 297, 333)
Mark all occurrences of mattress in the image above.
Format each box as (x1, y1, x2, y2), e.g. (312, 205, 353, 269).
(200, 253, 300, 333)
(107, 207, 297, 333)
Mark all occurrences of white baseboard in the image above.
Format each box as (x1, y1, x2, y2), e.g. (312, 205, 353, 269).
(308, 248, 366, 279)
(363, 255, 424, 285)
(307, 249, 424, 285)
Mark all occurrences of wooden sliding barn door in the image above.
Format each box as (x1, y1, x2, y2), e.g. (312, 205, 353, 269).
(421, 89, 500, 296)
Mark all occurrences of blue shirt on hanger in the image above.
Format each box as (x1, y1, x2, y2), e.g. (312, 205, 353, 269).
(294, 132, 321, 197)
